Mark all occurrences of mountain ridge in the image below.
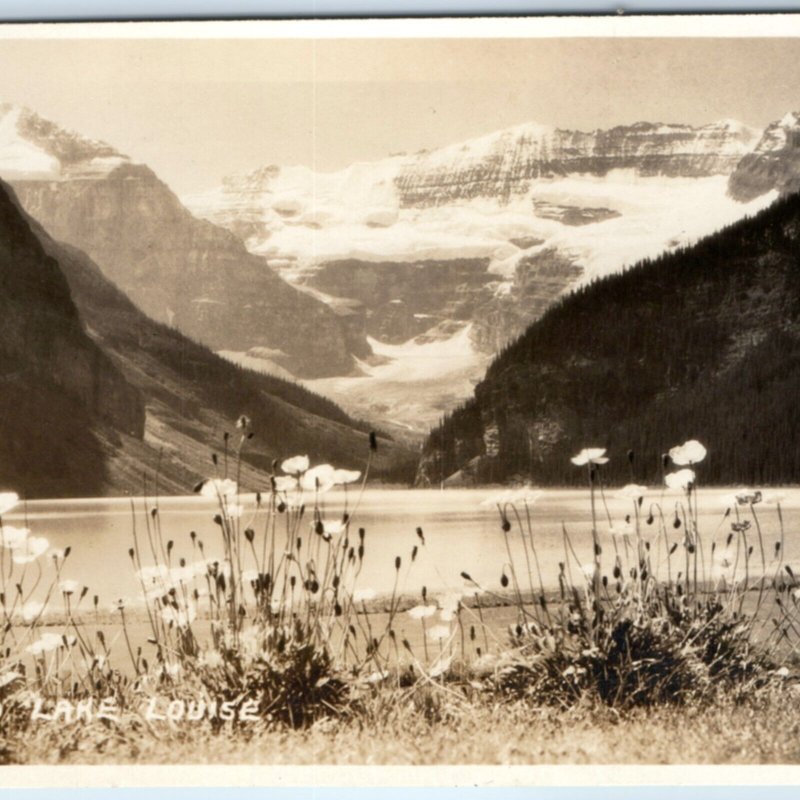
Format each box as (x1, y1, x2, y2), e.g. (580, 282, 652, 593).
(0, 178, 414, 497)
(0, 103, 371, 380)
(185, 114, 775, 430)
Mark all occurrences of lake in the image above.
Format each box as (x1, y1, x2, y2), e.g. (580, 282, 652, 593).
(6, 486, 799, 607)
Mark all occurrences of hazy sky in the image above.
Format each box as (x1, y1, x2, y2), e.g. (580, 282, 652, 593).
(1, 36, 800, 194)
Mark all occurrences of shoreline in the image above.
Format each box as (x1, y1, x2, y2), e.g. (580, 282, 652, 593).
(7, 483, 800, 508)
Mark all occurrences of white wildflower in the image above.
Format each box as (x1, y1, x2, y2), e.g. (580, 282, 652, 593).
(199, 478, 238, 500)
(428, 655, 453, 678)
(168, 565, 195, 585)
(0, 492, 19, 516)
(11, 536, 49, 564)
(26, 632, 65, 656)
(721, 489, 762, 508)
(315, 519, 345, 538)
(511, 486, 543, 505)
(225, 503, 245, 519)
(0, 671, 21, 688)
(616, 484, 648, 501)
(332, 468, 361, 485)
(0, 525, 28, 550)
(570, 448, 609, 466)
(273, 475, 298, 493)
(300, 464, 336, 494)
(436, 593, 461, 615)
(665, 469, 696, 492)
(281, 455, 309, 475)
(21, 600, 44, 623)
(669, 440, 707, 466)
(160, 662, 182, 679)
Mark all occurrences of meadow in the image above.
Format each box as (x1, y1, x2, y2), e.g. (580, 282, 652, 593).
(0, 424, 798, 765)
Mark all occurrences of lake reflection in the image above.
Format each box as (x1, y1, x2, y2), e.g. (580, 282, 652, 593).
(5, 487, 799, 604)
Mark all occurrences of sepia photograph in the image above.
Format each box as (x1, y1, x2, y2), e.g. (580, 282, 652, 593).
(0, 14, 799, 774)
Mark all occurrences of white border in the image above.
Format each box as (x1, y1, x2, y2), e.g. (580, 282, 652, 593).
(0, 14, 799, 39)
(1, 12, 799, 785)
(1, 763, 800, 786)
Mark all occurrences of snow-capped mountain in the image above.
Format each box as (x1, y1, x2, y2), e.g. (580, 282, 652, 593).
(729, 111, 800, 201)
(0, 103, 128, 180)
(186, 118, 776, 431)
(0, 104, 371, 379)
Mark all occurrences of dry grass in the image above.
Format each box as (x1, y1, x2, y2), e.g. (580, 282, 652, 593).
(12, 687, 800, 765)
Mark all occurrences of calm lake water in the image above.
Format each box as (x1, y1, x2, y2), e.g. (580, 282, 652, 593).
(6, 487, 800, 606)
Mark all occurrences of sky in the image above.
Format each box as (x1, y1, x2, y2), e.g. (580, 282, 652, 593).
(1, 34, 800, 194)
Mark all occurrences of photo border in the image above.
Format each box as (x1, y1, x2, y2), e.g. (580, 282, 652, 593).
(0, 8, 799, 791)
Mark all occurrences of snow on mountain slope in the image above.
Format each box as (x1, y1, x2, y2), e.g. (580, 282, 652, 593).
(186, 120, 764, 275)
(0, 104, 128, 180)
(498, 171, 775, 286)
(187, 118, 774, 431)
(223, 323, 487, 435)
(0, 107, 60, 178)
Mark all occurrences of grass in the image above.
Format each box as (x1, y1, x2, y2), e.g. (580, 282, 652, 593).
(10, 689, 800, 765)
(0, 428, 798, 764)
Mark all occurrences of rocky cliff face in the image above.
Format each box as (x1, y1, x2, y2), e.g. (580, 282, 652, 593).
(307, 257, 492, 344)
(186, 116, 773, 431)
(0, 105, 369, 379)
(395, 120, 759, 207)
(470, 248, 583, 354)
(728, 111, 800, 201)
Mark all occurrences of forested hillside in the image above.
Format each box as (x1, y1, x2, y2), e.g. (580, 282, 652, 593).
(419, 192, 800, 486)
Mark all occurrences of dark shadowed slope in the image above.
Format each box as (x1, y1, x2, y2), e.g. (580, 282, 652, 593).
(0, 180, 414, 497)
(0, 181, 143, 496)
(420, 192, 800, 486)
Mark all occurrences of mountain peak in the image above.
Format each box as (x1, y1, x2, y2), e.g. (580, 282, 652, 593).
(728, 109, 800, 201)
(0, 103, 128, 180)
(778, 110, 800, 129)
